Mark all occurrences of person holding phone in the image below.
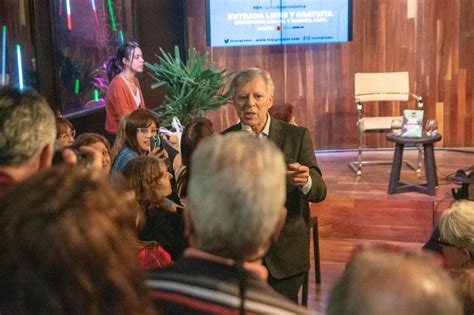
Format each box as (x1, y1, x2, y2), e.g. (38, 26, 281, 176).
(111, 108, 167, 174)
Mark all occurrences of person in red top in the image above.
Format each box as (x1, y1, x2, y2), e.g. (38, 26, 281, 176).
(105, 41, 145, 143)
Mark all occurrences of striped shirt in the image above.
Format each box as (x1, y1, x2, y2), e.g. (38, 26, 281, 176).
(146, 249, 312, 314)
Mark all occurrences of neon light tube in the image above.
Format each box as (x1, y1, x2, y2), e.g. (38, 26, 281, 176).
(16, 44, 24, 90)
(74, 79, 80, 94)
(119, 30, 124, 44)
(107, 0, 116, 31)
(66, 0, 72, 30)
(93, 89, 99, 101)
(90, 0, 99, 25)
(1, 25, 6, 85)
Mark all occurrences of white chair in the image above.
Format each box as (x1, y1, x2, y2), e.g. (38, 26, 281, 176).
(349, 72, 424, 175)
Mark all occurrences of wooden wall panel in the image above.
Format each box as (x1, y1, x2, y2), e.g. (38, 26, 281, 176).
(184, 0, 474, 149)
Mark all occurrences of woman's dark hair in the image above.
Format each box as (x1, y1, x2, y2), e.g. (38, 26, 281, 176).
(55, 116, 74, 138)
(73, 132, 111, 155)
(177, 117, 213, 198)
(106, 41, 140, 81)
(124, 108, 160, 155)
(0, 165, 155, 314)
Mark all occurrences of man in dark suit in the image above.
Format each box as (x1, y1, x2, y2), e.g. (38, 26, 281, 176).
(223, 67, 327, 302)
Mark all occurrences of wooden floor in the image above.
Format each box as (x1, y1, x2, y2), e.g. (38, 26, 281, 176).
(304, 148, 474, 313)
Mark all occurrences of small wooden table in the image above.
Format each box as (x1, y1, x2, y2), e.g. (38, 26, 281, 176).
(387, 133, 442, 195)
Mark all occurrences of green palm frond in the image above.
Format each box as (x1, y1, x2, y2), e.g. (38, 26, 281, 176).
(145, 46, 231, 127)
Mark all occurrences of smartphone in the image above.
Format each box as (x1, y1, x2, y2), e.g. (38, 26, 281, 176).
(150, 134, 163, 151)
(52, 141, 87, 165)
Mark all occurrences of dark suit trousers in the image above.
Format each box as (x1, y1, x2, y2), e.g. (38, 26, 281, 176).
(268, 272, 305, 303)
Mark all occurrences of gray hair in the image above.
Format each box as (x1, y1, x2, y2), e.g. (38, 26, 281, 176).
(0, 87, 56, 166)
(327, 248, 462, 315)
(188, 133, 286, 259)
(439, 200, 474, 257)
(229, 67, 275, 97)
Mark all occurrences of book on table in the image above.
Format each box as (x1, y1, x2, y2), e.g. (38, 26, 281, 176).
(402, 109, 424, 138)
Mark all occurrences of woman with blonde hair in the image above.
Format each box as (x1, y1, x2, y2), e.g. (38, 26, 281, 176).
(438, 200, 474, 269)
(438, 200, 474, 314)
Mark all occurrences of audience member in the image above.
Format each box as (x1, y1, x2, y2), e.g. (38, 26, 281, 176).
(0, 87, 56, 196)
(56, 116, 76, 148)
(438, 200, 474, 270)
(223, 67, 327, 302)
(174, 117, 214, 200)
(147, 133, 310, 314)
(73, 132, 112, 176)
(0, 165, 155, 314)
(327, 245, 463, 315)
(111, 108, 167, 173)
(113, 184, 172, 271)
(105, 41, 145, 143)
(269, 103, 298, 125)
(121, 156, 186, 260)
(0, 86, 102, 199)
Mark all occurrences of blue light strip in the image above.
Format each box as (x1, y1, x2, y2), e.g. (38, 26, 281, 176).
(16, 44, 24, 90)
(1, 25, 6, 85)
(119, 30, 124, 44)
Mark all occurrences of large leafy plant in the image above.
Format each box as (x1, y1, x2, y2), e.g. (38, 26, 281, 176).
(145, 46, 231, 127)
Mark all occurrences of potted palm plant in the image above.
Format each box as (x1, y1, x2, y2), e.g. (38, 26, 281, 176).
(145, 46, 231, 128)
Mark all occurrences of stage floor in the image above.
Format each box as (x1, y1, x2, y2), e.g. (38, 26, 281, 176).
(306, 148, 473, 313)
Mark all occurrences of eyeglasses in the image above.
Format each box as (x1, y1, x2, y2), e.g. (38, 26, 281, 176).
(59, 129, 76, 140)
(437, 238, 457, 248)
(137, 127, 159, 135)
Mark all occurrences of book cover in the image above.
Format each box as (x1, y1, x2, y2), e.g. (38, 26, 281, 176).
(402, 109, 424, 138)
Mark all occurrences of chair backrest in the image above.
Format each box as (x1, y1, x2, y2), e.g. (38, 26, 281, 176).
(355, 72, 410, 102)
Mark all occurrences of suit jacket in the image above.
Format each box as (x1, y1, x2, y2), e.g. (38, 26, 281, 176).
(223, 117, 327, 278)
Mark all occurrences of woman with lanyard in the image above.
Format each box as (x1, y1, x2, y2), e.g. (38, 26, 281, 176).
(105, 41, 145, 144)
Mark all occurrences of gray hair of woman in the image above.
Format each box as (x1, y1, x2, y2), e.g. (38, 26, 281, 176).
(439, 200, 474, 259)
(187, 133, 286, 260)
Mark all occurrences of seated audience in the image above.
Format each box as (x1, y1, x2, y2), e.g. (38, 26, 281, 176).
(327, 244, 462, 315)
(173, 117, 214, 200)
(121, 156, 186, 260)
(147, 133, 310, 314)
(73, 132, 112, 176)
(56, 116, 76, 148)
(0, 165, 155, 314)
